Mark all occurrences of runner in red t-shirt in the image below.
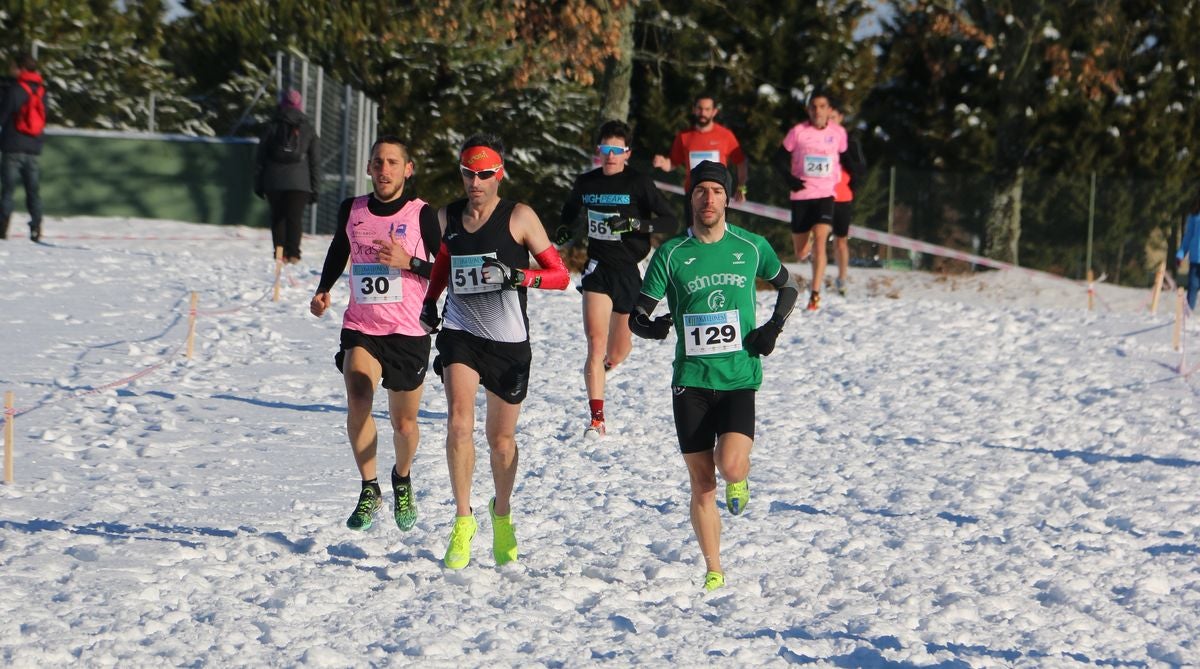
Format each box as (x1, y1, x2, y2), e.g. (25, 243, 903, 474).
(653, 94, 749, 203)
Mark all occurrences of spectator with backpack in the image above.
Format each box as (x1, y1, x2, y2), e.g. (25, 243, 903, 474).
(0, 53, 46, 242)
(254, 89, 319, 263)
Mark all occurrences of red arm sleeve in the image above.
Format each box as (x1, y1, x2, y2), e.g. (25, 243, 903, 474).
(520, 246, 570, 290)
(426, 242, 450, 302)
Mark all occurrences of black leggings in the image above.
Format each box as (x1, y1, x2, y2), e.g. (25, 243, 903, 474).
(266, 190, 309, 260)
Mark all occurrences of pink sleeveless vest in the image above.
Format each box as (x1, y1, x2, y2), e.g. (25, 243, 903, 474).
(342, 195, 429, 336)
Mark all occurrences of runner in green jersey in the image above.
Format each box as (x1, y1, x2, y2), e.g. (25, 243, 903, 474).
(631, 160, 799, 592)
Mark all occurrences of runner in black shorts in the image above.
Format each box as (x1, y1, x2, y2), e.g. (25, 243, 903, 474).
(557, 120, 677, 437)
(672, 387, 756, 454)
(335, 329, 429, 392)
(434, 328, 532, 403)
(789, 197, 834, 236)
(422, 133, 570, 570)
(309, 136, 442, 534)
(632, 161, 799, 593)
(829, 101, 866, 297)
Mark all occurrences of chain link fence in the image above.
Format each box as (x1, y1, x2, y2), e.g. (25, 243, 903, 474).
(271, 49, 377, 235)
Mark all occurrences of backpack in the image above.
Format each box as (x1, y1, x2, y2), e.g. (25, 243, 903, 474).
(13, 81, 45, 137)
(267, 117, 304, 163)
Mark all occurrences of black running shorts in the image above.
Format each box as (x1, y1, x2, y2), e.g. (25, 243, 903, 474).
(790, 197, 835, 235)
(335, 329, 431, 392)
(671, 386, 756, 454)
(832, 200, 853, 238)
(580, 259, 643, 314)
(435, 327, 532, 404)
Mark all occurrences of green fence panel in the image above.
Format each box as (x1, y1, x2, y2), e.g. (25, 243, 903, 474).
(39, 130, 269, 227)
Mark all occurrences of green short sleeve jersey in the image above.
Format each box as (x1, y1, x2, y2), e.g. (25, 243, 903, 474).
(640, 223, 784, 390)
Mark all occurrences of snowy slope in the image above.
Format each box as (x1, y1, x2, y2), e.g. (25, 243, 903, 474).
(0, 217, 1196, 668)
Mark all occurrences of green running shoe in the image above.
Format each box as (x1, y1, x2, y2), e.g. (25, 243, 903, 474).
(392, 478, 417, 532)
(725, 479, 749, 515)
(489, 498, 518, 566)
(443, 514, 478, 569)
(346, 485, 382, 531)
(704, 571, 725, 592)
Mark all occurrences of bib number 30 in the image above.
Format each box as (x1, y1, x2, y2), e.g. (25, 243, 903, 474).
(352, 263, 403, 304)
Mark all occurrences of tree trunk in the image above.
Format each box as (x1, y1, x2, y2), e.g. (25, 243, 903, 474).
(599, 1, 635, 123)
(984, 167, 1023, 265)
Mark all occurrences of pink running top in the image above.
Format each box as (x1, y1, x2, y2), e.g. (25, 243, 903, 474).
(342, 195, 431, 337)
(781, 121, 847, 201)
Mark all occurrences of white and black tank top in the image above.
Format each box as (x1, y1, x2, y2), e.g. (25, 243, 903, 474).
(442, 198, 530, 343)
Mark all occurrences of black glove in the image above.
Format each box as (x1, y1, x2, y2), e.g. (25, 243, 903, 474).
(607, 217, 642, 234)
(744, 316, 784, 357)
(481, 257, 525, 289)
(631, 311, 672, 340)
(787, 175, 806, 191)
(420, 300, 441, 334)
(553, 225, 573, 245)
(309, 191, 319, 205)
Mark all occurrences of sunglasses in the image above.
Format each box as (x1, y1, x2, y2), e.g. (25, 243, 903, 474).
(597, 145, 630, 156)
(460, 165, 501, 180)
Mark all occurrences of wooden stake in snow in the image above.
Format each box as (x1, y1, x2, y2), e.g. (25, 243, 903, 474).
(1174, 287, 1185, 352)
(1150, 261, 1167, 314)
(273, 246, 284, 303)
(4, 391, 14, 485)
(1087, 269, 1095, 311)
(186, 291, 199, 360)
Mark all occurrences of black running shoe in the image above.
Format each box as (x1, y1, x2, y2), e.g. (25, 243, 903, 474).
(346, 485, 382, 531)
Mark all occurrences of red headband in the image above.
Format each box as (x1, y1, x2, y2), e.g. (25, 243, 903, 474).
(460, 146, 504, 171)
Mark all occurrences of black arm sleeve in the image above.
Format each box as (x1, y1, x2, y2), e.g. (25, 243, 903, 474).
(772, 145, 793, 181)
(406, 203, 442, 279)
(558, 182, 585, 241)
(840, 134, 866, 185)
(633, 293, 660, 318)
(316, 198, 354, 294)
(638, 177, 678, 235)
(767, 265, 800, 326)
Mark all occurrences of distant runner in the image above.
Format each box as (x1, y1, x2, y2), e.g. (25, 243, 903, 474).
(557, 119, 678, 437)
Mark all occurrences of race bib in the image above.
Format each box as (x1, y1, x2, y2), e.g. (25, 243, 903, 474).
(352, 263, 403, 304)
(803, 154, 832, 178)
(587, 210, 621, 242)
(688, 150, 720, 169)
(451, 253, 501, 294)
(683, 310, 743, 356)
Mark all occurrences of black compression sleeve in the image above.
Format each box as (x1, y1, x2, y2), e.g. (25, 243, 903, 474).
(639, 177, 678, 235)
(559, 182, 584, 239)
(773, 145, 793, 181)
(634, 293, 660, 317)
(405, 203, 442, 279)
(767, 266, 800, 326)
(316, 198, 354, 294)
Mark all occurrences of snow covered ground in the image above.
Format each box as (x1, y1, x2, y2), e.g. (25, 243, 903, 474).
(1, 216, 1196, 668)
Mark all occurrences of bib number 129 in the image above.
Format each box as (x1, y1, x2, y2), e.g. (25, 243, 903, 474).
(682, 310, 742, 356)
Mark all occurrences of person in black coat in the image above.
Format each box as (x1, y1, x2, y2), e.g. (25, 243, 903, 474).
(0, 53, 46, 242)
(254, 89, 319, 263)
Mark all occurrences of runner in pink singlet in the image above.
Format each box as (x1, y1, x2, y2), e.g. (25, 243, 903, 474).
(309, 136, 443, 534)
(774, 91, 847, 311)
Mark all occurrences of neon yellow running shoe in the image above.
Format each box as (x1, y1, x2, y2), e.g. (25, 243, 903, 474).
(489, 497, 518, 565)
(725, 479, 749, 515)
(704, 571, 725, 592)
(443, 514, 477, 569)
